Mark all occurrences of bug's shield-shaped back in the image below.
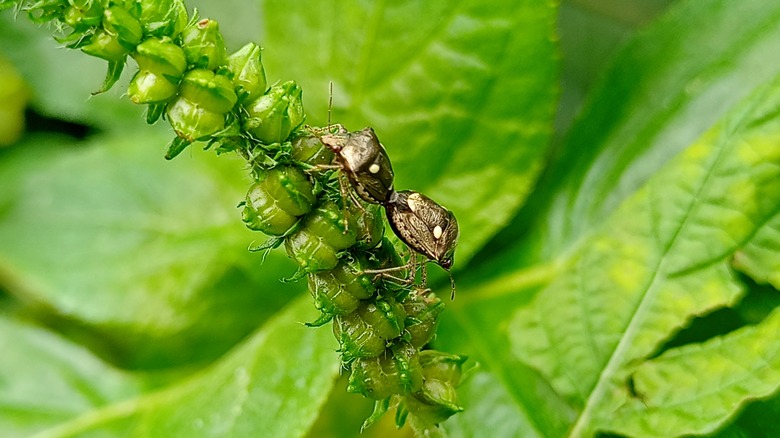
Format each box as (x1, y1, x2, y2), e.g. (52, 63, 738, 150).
(386, 191, 458, 269)
(322, 127, 395, 204)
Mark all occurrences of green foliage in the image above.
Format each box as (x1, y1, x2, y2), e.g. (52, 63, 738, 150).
(1, 0, 780, 438)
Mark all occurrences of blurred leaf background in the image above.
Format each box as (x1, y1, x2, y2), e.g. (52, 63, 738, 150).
(2, 0, 780, 437)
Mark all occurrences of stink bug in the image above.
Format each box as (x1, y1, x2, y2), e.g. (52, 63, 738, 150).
(372, 190, 459, 298)
(320, 127, 395, 205)
(385, 191, 459, 270)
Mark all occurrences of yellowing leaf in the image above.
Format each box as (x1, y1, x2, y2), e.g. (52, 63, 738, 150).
(510, 76, 780, 437)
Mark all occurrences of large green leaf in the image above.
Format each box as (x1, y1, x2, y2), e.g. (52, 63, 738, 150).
(436, 0, 780, 436)
(487, 0, 780, 263)
(0, 132, 302, 369)
(511, 76, 780, 436)
(262, 0, 558, 262)
(0, 315, 143, 437)
(8, 0, 780, 436)
(2, 296, 338, 438)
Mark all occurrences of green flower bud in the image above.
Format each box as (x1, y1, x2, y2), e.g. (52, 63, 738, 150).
(285, 201, 357, 272)
(403, 294, 444, 348)
(347, 342, 423, 400)
(304, 201, 356, 250)
(330, 257, 376, 300)
(128, 38, 187, 104)
(128, 71, 179, 104)
(420, 351, 465, 383)
(348, 356, 390, 400)
(63, 1, 103, 31)
(226, 43, 267, 102)
(244, 81, 305, 144)
(404, 351, 466, 425)
(181, 18, 226, 70)
(285, 228, 339, 272)
(81, 30, 129, 62)
(333, 297, 406, 361)
(360, 297, 406, 341)
(133, 38, 188, 77)
(350, 203, 384, 250)
(333, 311, 386, 361)
(242, 184, 298, 236)
(308, 257, 376, 316)
(23, 0, 67, 24)
(166, 69, 238, 141)
(290, 133, 335, 166)
(138, 0, 188, 37)
(178, 69, 237, 113)
(391, 342, 425, 394)
(167, 98, 226, 141)
(103, 6, 143, 49)
(282, 81, 305, 136)
(262, 165, 316, 216)
(241, 166, 315, 236)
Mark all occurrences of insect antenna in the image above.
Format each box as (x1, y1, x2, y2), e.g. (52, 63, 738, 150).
(448, 270, 457, 300)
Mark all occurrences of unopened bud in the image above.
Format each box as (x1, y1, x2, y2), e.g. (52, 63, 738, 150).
(81, 30, 130, 62)
(309, 257, 376, 316)
(226, 43, 267, 102)
(181, 18, 226, 70)
(285, 201, 356, 272)
(403, 294, 444, 348)
(166, 69, 238, 140)
(128, 38, 187, 103)
(64, 1, 103, 31)
(348, 342, 423, 399)
(103, 6, 143, 49)
(138, 0, 188, 37)
(244, 81, 305, 144)
(404, 351, 467, 425)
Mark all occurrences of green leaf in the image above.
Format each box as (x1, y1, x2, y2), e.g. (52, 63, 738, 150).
(0, 55, 26, 146)
(8, 296, 338, 438)
(262, 0, 558, 262)
(604, 307, 780, 437)
(436, 0, 780, 436)
(509, 74, 780, 436)
(0, 132, 303, 369)
(443, 371, 548, 438)
(0, 315, 143, 437)
(733, 213, 780, 289)
(438, 288, 575, 437)
(491, 0, 780, 262)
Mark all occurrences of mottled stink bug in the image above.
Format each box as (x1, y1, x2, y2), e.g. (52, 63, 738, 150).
(385, 191, 459, 270)
(380, 190, 459, 298)
(320, 127, 395, 205)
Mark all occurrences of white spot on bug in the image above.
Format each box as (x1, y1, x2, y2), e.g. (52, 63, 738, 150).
(407, 193, 422, 212)
(369, 163, 380, 174)
(433, 225, 443, 239)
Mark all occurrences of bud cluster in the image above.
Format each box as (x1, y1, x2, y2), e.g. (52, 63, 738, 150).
(3, 0, 466, 430)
